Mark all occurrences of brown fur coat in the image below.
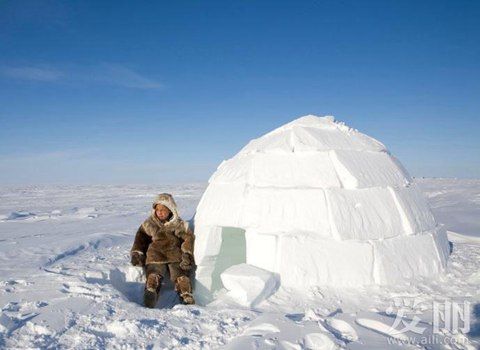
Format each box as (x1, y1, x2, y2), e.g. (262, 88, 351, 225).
(130, 193, 194, 265)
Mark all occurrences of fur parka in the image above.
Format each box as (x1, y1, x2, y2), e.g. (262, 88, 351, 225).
(130, 193, 195, 265)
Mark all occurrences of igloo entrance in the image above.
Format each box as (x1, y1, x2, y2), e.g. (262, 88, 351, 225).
(210, 227, 246, 292)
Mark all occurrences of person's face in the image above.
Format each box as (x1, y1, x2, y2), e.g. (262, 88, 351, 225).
(155, 204, 171, 221)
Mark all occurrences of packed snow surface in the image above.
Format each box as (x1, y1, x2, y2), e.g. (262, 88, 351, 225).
(194, 116, 449, 301)
(0, 179, 479, 349)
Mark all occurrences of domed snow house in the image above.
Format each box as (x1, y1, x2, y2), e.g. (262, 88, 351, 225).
(193, 115, 449, 304)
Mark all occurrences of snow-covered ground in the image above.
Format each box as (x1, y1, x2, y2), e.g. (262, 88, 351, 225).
(0, 179, 479, 349)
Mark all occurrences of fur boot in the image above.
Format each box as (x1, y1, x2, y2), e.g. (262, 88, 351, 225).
(175, 275, 195, 305)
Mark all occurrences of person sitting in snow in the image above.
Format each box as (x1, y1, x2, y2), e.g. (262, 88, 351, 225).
(130, 193, 195, 307)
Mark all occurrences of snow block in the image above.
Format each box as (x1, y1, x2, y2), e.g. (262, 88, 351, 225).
(278, 234, 375, 287)
(292, 126, 386, 153)
(390, 184, 436, 234)
(193, 225, 223, 266)
(432, 226, 450, 265)
(220, 263, 278, 307)
(326, 187, 405, 240)
(193, 263, 217, 305)
(241, 188, 331, 235)
(251, 152, 341, 188)
(245, 230, 278, 272)
(209, 155, 252, 184)
(372, 231, 445, 284)
(330, 150, 411, 189)
(241, 128, 296, 154)
(195, 182, 246, 227)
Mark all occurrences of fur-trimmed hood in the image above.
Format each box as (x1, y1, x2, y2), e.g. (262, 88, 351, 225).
(151, 193, 180, 223)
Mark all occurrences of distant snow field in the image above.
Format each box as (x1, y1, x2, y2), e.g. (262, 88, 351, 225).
(0, 179, 479, 349)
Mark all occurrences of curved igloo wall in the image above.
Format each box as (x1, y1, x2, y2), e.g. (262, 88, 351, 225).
(193, 115, 449, 303)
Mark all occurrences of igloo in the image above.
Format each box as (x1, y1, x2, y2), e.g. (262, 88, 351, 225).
(193, 115, 449, 304)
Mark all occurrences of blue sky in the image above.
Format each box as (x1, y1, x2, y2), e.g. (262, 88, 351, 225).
(0, 0, 479, 185)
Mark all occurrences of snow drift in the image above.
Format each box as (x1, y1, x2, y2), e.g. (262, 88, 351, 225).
(193, 115, 449, 304)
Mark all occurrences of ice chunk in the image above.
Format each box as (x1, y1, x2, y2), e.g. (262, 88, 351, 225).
(326, 187, 404, 240)
(330, 150, 411, 189)
(220, 263, 278, 307)
(325, 318, 358, 342)
(242, 322, 280, 336)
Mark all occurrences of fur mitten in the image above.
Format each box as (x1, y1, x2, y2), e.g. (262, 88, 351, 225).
(131, 251, 146, 267)
(179, 252, 193, 271)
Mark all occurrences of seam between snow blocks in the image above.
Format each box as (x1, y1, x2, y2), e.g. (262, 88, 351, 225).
(327, 150, 353, 189)
(322, 189, 341, 241)
(387, 186, 415, 235)
(367, 240, 381, 284)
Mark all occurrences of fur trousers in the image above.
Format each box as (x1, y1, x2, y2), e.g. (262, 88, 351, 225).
(145, 263, 192, 298)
